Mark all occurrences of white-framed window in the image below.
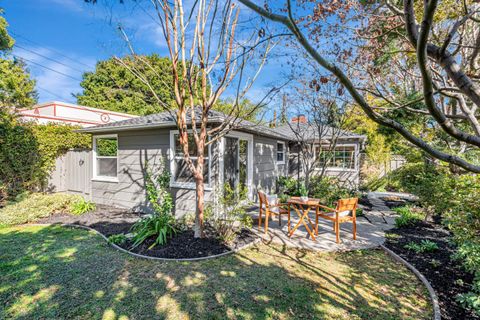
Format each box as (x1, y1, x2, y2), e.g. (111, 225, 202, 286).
(276, 141, 286, 164)
(169, 130, 210, 189)
(315, 144, 356, 170)
(93, 134, 118, 182)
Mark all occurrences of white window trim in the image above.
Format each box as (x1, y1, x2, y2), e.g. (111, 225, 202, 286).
(222, 131, 254, 200)
(92, 134, 119, 183)
(314, 143, 358, 172)
(169, 130, 212, 190)
(276, 141, 286, 165)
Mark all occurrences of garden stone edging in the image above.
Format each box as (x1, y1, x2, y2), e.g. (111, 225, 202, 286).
(26, 223, 261, 262)
(380, 244, 441, 320)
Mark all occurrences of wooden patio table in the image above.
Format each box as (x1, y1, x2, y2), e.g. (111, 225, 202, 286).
(287, 197, 321, 241)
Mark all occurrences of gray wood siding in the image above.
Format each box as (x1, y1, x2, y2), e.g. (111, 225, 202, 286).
(286, 138, 363, 188)
(91, 128, 212, 217)
(253, 136, 287, 195)
(92, 129, 169, 213)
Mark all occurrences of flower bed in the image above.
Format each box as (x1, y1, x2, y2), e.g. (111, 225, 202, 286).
(37, 206, 257, 260)
(385, 219, 479, 320)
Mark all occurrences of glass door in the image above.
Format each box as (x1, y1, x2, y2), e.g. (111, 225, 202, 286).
(223, 136, 239, 190)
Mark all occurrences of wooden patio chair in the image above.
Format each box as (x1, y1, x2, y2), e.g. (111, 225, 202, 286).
(315, 198, 358, 244)
(258, 191, 290, 235)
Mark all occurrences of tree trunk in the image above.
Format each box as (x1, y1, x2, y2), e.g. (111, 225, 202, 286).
(193, 145, 205, 238)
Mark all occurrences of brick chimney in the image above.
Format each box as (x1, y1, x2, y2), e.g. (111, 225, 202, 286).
(291, 114, 307, 124)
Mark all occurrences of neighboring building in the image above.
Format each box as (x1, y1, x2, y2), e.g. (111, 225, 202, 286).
(18, 101, 137, 127)
(48, 109, 365, 216)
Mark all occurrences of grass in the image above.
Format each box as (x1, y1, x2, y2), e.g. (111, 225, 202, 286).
(0, 225, 432, 320)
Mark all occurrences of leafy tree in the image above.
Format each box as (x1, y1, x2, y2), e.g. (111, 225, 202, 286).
(214, 98, 262, 122)
(0, 59, 37, 109)
(239, 0, 480, 173)
(77, 55, 187, 115)
(0, 10, 14, 51)
(0, 11, 36, 110)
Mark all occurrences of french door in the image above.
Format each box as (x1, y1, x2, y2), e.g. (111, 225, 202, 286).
(222, 133, 253, 199)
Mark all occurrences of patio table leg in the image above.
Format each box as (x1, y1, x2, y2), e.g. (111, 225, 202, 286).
(287, 204, 291, 234)
(288, 204, 316, 241)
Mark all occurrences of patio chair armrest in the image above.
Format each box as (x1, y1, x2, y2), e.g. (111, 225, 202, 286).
(316, 204, 337, 212)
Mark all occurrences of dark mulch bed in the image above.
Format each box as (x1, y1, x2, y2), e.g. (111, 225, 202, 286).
(37, 206, 257, 259)
(385, 220, 479, 320)
(119, 227, 256, 259)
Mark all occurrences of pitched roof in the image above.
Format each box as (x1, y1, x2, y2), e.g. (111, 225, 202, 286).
(272, 123, 366, 141)
(78, 109, 365, 141)
(78, 109, 291, 140)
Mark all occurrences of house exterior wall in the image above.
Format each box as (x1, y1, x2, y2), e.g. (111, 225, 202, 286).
(91, 129, 169, 211)
(252, 136, 287, 196)
(287, 138, 363, 188)
(89, 128, 290, 215)
(89, 128, 222, 217)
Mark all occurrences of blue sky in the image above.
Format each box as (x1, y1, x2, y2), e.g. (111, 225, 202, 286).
(3, 0, 286, 110)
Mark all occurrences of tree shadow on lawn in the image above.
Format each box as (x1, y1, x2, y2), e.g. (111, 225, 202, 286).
(0, 225, 431, 319)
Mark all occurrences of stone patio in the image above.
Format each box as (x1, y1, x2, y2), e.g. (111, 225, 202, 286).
(248, 192, 401, 252)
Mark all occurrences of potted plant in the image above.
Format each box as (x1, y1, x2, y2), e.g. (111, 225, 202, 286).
(298, 183, 308, 202)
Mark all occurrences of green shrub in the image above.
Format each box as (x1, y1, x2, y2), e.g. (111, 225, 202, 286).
(206, 183, 253, 243)
(457, 279, 480, 315)
(394, 206, 424, 228)
(277, 176, 300, 196)
(309, 176, 359, 207)
(0, 115, 91, 200)
(0, 113, 41, 198)
(382, 163, 479, 315)
(70, 198, 96, 215)
(130, 162, 176, 249)
(0, 193, 83, 225)
(404, 240, 439, 253)
(108, 233, 127, 246)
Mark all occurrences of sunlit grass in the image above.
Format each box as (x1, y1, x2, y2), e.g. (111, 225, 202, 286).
(0, 225, 432, 319)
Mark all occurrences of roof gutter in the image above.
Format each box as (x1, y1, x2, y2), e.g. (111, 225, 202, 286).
(76, 121, 178, 134)
(76, 121, 292, 141)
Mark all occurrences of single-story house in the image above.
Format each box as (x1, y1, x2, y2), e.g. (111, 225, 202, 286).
(59, 109, 365, 216)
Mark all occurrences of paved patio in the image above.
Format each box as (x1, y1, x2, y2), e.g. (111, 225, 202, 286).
(248, 192, 401, 252)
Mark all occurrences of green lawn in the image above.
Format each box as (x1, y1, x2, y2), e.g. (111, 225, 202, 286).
(0, 225, 432, 320)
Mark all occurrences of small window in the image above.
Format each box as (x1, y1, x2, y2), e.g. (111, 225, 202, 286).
(94, 136, 118, 179)
(171, 132, 209, 186)
(277, 142, 285, 164)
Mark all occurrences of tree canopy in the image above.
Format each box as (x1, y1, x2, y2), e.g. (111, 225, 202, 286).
(0, 11, 36, 110)
(0, 59, 37, 108)
(76, 54, 184, 115)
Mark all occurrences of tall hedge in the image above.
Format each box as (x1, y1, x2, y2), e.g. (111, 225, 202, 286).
(0, 114, 91, 202)
(0, 112, 41, 199)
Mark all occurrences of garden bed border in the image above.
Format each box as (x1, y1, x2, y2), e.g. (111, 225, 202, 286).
(380, 244, 441, 320)
(27, 223, 261, 262)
